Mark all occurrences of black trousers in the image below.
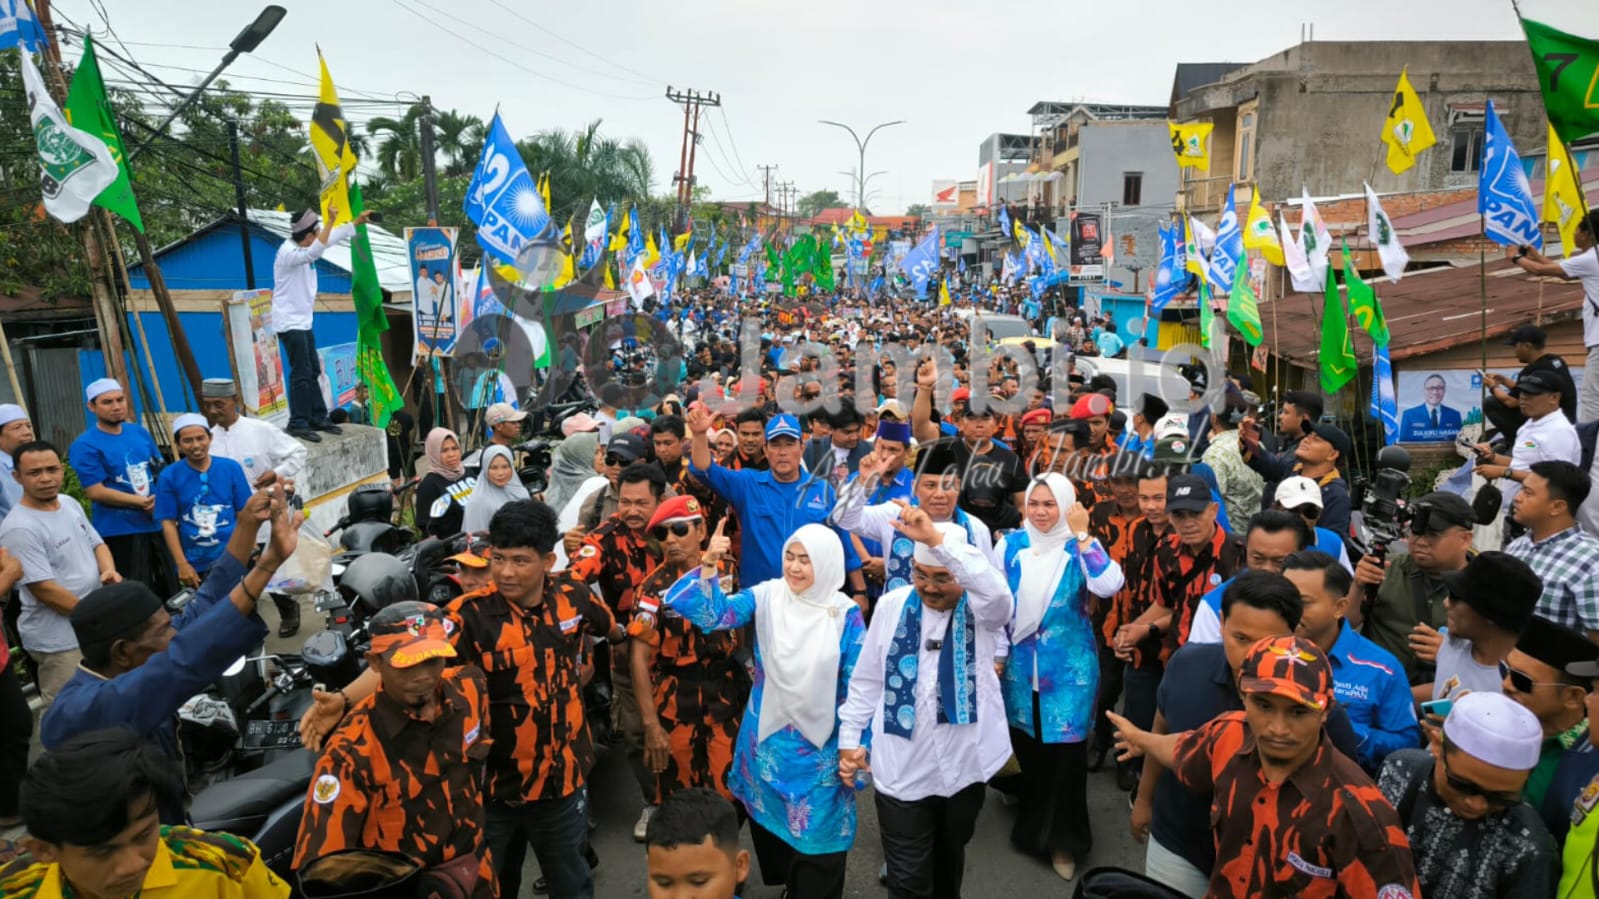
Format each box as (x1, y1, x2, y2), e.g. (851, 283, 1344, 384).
(0, 661, 32, 817)
(875, 782, 985, 899)
(1093, 644, 1125, 749)
(1009, 694, 1092, 858)
(748, 818, 847, 899)
(105, 532, 176, 600)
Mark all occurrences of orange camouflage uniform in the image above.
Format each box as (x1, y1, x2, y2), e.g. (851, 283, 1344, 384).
(566, 516, 660, 618)
(293, 666, 495, 899)
(1172, 711, 1421, 899)
(444, 577, 617, 803)
(1150, 524, 1241, 660)
(1105, 518, 1171, 669)
(1088, 501, 1139, 635)
(627, 559, 750, 803)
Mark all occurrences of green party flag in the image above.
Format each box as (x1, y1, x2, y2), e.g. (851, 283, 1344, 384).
(1197, 278, 1214, 348)
(1227, 256, 1263, 347)
(1319, 266, 1358, 395)
(348, 183, 402, 427)
(63, 36, 143, 231)
(1342, 243, 1390, 346)
(1520, 16, 1599, 145)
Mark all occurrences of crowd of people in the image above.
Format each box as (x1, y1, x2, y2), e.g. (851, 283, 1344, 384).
(6, 210, 1599, 899)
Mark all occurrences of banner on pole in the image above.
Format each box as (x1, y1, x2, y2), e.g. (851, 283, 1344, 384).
(1068, 208, 1106, 281)
(224, 289, 288, 425)
(318, 341, 361, 410)
(406, 226, 460, 362)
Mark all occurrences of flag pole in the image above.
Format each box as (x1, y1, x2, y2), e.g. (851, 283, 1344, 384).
(1480, 214, 1490, 399)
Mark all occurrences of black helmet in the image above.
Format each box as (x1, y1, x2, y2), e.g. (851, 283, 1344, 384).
(339, 553, 417, 614)
(346, 486, 394, 525)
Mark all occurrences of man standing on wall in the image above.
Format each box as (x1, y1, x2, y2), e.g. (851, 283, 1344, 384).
(272, 204, 370, 442)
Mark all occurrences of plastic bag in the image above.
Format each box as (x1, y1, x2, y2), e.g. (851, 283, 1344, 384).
(267, 522, 336, 595)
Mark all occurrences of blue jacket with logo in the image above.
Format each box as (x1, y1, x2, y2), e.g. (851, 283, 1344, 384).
(1325, 620, 1419, 771)
(691, 461, 861, 588)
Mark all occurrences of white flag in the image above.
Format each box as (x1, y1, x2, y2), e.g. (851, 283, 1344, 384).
(1299, 189, 1332, 285)
(1364, 183, 1409, 282)
(21, 49, 117, 224)
(625, 255, 655, 306)
(1279, 212, 1319, 293)
(583, 199, 607, 247)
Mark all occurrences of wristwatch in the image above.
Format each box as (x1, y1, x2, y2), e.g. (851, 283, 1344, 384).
(1074, 531, 1091, 543)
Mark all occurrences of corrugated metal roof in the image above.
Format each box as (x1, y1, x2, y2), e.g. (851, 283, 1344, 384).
(1170, 63, 1247, 105)
(1260, 259, 1586, 370)
(134, 209, 414, 296)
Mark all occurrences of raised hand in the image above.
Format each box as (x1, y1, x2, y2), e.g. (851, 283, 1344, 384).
(702, 517, 731, 566)
(1066, 502, 1090, 536)
(686, 402, 716, 435)
(887, 500, 941, 546)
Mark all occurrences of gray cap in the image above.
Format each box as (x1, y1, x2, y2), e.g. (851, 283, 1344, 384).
(201, 378, 237, 398)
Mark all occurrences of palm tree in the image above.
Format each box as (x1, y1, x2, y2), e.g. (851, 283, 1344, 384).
(366, 106, 424, 182)
(512, 119, 654, 223)
(433, 109, 485, 177)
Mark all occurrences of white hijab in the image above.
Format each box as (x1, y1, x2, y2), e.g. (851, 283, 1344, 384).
(462, 445, 531, 532)
(754, 523, 855, 747)
(1011, 473, 1077, 643)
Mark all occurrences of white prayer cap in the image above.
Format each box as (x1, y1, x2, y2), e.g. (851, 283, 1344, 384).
(0, 404, 26, 428)
(912, 522, 968, 567)
(85, 378, 123, 402)
(171, 413, 209, 437)
(1442, 691, 1543, 771)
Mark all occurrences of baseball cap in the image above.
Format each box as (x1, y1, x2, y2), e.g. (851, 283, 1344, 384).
(1438, 551, 1540, 634)
(765, 413, 802, 442)
(1504, 324, 1548, 347)
(950, 386, 971, 405)
(647, 495, 704, 531)
(561, 412, 600, 437)
(1274, 476, 1323, 511)
(485, 402, 528, 426)
(368, 601, 457, 669)
(1307, 422, 1352, 463)
(876, 399, 908, 420)
(1412, 491, 1477, 533)
(1442, 691, 1543, 771)
(1512, 371, 1559, 397)
(1165, 473, 1211, 512)
(1516, 615, 1595, 674)
(0, 404, 27, 428)
(448, 533, 490, 569)
(1152, 434, 1196, 465)
(1237, 635, 1332, 711)
(606, 432, 648, 463)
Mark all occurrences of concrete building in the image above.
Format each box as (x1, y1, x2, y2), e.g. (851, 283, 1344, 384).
(1073, 120, 1182, 292)
(976, 132, 1032, 210)
(1172, 40, 1546, 215)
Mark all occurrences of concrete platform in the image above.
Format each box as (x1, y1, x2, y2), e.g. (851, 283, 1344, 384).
(293, 424, 389, 535)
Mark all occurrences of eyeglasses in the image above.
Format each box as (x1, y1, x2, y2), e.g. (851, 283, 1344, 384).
(1440, 750, 1524, 809)
(910, 568, 957, 588)
(650, 521, 695, 541)
(1498, 659, 1569, 693)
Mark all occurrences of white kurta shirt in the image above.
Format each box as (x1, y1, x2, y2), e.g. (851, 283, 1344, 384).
(271, 223, 354, 331)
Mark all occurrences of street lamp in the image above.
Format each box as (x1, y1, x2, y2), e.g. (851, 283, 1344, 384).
(127, 6, 287, 163)
(819, 119, 904, 212)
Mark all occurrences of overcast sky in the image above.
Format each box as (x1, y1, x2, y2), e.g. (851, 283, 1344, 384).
(51, 0, 1599, 215)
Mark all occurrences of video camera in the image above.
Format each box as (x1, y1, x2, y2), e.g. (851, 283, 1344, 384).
(1353, 445, 1414, 553)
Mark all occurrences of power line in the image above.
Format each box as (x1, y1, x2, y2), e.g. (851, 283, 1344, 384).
(480, 0, 664, 87)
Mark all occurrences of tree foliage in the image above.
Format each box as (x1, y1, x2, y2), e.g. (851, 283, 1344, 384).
(797, 189, 841, 219)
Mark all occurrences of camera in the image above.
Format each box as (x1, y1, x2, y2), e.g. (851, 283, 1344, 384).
(1354, 445, 1414, 552)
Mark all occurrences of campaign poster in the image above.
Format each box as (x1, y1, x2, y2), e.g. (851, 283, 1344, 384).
(407, 227, 459, 362)
(1069, 209, 1105, 281)
(224, 289, 288, 425)
(1394, 367, 1514, 443)
(318, 342, 361, 410)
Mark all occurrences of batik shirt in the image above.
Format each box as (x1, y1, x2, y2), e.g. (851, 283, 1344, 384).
(1, 827, 288, 899)
(1376, 748, 1557, 899)
(445, 577, 616, 802)
(1150, 525, 1241, 660)
(664, 571, 867, 855)
(294, 667, 494, 899)
(1173, 712, 1421, 899)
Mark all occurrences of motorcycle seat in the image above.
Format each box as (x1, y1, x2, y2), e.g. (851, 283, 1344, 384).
(189, 749, 315, 831)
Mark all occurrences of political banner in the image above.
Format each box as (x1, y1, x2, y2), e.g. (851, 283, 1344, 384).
(317, 341, 361, 410)
(1395, 366, 1585, 443)
(223, 289, 288, 425)
(1069, 208, 1106, 281)
(407, 226, 460, 362)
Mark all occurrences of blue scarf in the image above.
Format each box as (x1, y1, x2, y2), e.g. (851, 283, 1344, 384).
(883, 590, 977, 738)
(885, 505, 973, 593)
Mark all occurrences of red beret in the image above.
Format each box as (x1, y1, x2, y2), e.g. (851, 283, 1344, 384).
(647, 495, 705, 531)
(1020, 408, 1052, 428)
(1069, 393, 1114, 420)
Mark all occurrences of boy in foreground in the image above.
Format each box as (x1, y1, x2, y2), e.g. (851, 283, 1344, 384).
(644, 788, 750, 899)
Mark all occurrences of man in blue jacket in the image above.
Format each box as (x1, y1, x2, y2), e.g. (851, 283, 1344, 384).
(1286, 549, 1418, 773)
(40, 484, 298, 823)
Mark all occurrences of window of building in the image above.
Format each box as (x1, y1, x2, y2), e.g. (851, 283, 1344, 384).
(1447, 107, 1486, 174)
(1237, 111, 1256, 182)
(1122, 172, 1143, 206)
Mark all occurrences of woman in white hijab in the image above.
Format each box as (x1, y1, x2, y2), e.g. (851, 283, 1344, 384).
(461, 445, 530, 532)
(995, 473, 1124, 881)
(663, 522, 865, 899)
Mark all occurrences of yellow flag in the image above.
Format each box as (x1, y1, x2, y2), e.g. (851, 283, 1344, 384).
(1381, 68, 1437, 175)
(645, 230, 661, 269)
(673, 228, 693, 252)
(609, 210, 629, 252)
(848, 210, 869, 235)
(538, 172, 553, 212)
(309, 52, 359, 226)
(604, 262, 616, 289)
(1242, 188, 1284, 265)
(939, 277, 952, 306)
(554, 222, 575, 287)
(1168, 121, 1213, 170)
(1184, 217, 1208, 280)
(1545, 124, 1585, 254)
(1012, 219, 1029, 247)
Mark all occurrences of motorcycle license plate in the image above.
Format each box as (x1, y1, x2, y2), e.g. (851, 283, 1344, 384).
(244, 719, 302, 750)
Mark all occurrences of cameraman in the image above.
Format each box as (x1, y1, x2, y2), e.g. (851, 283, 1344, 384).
(1347, 491, 1477, 685)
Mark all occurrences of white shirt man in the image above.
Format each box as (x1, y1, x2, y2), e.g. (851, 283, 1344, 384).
(201, 380, 307, 491)
(1491, 372, 1580, 512)
(838, 520, 1012, 898)
(271, 213, 356, 332)
(1507, 217, 1599, 422)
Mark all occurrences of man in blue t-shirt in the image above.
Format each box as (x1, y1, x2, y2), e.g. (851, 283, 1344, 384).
(67, 378, 175, 597)
(155, 414, 254, 588)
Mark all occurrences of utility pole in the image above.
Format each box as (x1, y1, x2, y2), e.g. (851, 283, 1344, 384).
(665, 87, 721, 234)
(756, 164, 777, 215)
(418, 95, 440, 225)
(776, 181, 796, 228)
(227, 120, 255, 290)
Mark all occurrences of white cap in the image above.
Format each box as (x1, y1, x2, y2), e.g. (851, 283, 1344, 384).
(0, 404, 26, 428)
(171, 413, 209, 437)
(85, 378, 123, 403)
(912, 521, 968, 567)
(1275, 476, 1324, 511)
(1152, 413, 1189, 440)
(1442, 691, 1543, 771)
(485, 402, 528, 426)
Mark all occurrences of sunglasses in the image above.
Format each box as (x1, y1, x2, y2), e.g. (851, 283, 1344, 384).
(604, 453, 630, 467)
(650, 521, 696, 541)
(1287, 504, 1321, 521)
(1441, 750, 1524, 809)
(1498, 659, 1570, 693)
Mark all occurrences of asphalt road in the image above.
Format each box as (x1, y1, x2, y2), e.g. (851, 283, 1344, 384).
(267, 597, 1152, 896)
